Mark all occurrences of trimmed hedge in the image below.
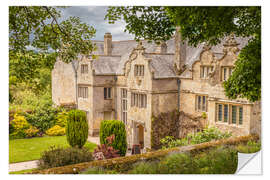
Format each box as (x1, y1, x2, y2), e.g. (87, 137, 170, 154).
(100, 120, 127, 156)
(66, 110, 88, 148)
(31, 134, 259, 174)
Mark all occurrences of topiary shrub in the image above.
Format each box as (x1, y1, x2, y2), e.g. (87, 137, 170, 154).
(100, 120, 127, 156)
(38, 146, 93, 169)
(66, 110, 88, 148)
(46, 125, 65, 136)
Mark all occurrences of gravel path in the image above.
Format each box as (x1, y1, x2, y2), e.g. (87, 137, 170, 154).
(9, 137, 100, 172)
(9, 160, 38, 172)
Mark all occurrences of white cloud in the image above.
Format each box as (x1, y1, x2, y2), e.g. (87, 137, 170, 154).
(60, 6, 134, 41)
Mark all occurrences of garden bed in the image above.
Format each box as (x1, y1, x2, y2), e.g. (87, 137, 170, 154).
(31, 134, 259, 174)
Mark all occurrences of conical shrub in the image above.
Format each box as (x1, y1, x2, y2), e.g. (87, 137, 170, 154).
(66, 110, 88, 148)
(100, 120, 127, 156)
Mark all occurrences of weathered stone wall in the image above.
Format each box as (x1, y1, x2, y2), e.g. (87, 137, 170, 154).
(52, 60, 76, 106)
(151, 110, 206, 149)
(179, 47, 260, 137)
(250, 101, 261, 136)
(125, 50, 153, 149)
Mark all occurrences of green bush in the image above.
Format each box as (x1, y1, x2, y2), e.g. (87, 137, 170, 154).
(66, 110, 88, 148)
(161, 127, 232, 149)
(100, 120, 127, 156)
(38, 146, 93, 169)
(193, 146, 238, 174)
(236, 140, 261, 153)
(23, 95, 58, 133)
(158, 153, 194, 174)
(129, 161, 159, 174)
(127, 146, 237, 174)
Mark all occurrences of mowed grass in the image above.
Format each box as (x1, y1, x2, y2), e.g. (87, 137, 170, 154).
(9, 136, 97, 163)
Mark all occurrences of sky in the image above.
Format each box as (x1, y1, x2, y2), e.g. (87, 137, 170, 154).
(60, 6, 134, 41)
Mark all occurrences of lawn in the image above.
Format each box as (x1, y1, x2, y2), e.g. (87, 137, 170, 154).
(9, 136, 97, 163)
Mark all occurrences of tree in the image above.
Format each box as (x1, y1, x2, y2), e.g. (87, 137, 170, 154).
(9, 6, 97, 106)
(66, 110, 88, 148)
(105, 6, 261, 102)
(9, 6, 96, 63)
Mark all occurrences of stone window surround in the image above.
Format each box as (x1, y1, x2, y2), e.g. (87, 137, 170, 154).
(215, 102, 243, 126)
(104, 87, 112, 99)
(78, 86, 88, 98)
(131, 92, 147, 108)
(81, 64, 88, 74)
(221, 66, 234, 81)
(195, 94, 208, 112)
(134, 64, 144, 76)
(200, 65, 213, 79)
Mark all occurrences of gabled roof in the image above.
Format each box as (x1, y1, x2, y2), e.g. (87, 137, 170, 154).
(89, 36, 250, 78)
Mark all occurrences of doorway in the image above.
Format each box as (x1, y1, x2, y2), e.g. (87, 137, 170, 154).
(138, 124, 144, 148)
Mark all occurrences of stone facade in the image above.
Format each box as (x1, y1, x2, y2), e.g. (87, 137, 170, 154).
(52, 32, 261, 150)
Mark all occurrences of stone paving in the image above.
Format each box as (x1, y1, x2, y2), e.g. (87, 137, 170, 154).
(9, 137, 100, 172)
(9, 160, 38, 172)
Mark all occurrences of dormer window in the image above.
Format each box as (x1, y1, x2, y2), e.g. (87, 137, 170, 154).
(81, 64, 88, 74)
(221, 66, 234, 81)
(135, 65, 144, 76)
(200, 66, 213, 78)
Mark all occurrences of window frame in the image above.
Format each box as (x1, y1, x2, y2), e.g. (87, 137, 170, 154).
(131, 92, 147, 108)
(221, 66, 234, 81)
(195, 95, 208, 112)
(135, 65, 145, 76)
(81, 64, 88, 74)
(200, 65, 213, 79)
(78, 86, 88, 98)
(104, 87, 112, 99)
(216, 103, 243, 126)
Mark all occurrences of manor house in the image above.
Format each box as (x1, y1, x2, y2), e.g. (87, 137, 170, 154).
(52, 32, 261, 149)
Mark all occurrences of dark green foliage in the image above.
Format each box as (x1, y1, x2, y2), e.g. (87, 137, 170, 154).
(66, 110, 88, 148)
(158, 153, 195, 174)
(128, 161, 159, 174)
(9, 7, 96, 63)
(100, 120, 127, 156)
(224, 36, 261, 102)
(23, 96, 58, 133)
(193, 146, 238, 174)
(38, 146, 93, 169)
(129, 146, 237, 174)
(105, 6, 175, 43)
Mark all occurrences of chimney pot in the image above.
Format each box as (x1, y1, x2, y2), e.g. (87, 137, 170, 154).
(104, 32, 112, 55)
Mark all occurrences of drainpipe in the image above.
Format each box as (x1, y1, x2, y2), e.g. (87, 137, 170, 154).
(71, 61, 79, 109)
(114, 76, 118, 119)
(177, 79, 181, 112)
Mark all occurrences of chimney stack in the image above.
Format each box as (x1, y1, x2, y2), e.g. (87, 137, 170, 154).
(104, 32, 112, 55)
(174, 27, 186, 74)
(156, 41, 167, 54)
